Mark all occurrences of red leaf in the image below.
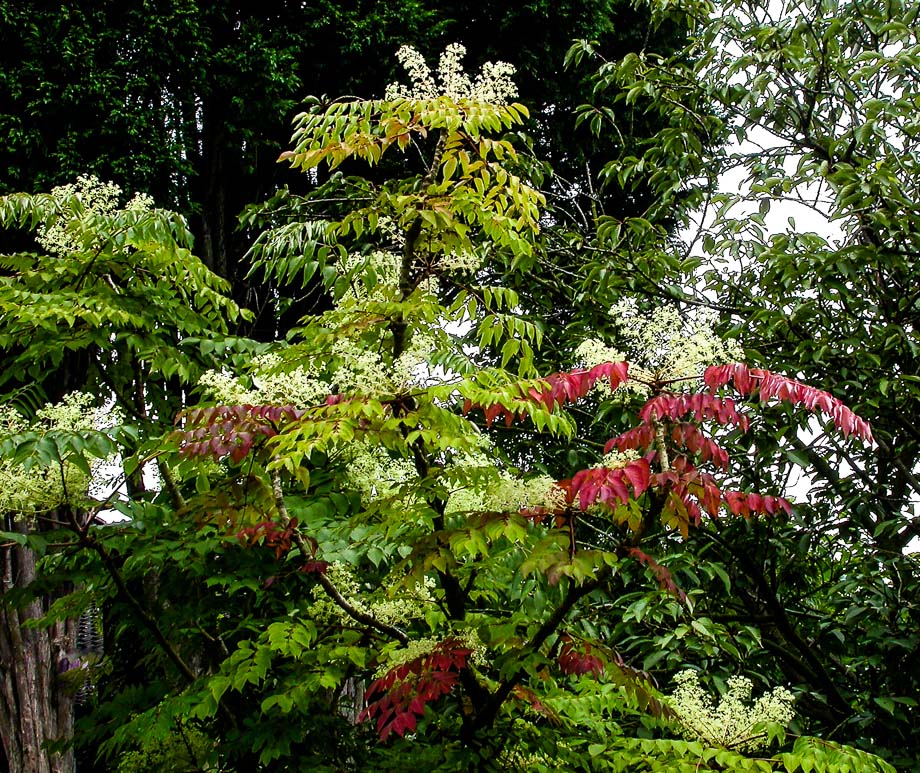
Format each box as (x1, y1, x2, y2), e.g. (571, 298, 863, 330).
(639, 393, 749, 431)
(173, 403, 305, 461)
(299, 561, 330, 574)
(605, 423, 657, 455)
(622, 459, 651, 493)
(564, 459, 651, 510)
(703, 364, 872, 443)
(464, 361, 629, 428)
(558, 636, 605, 677)
(360, 639, 471, 741)
(627, 547, 686, 601)
(722, 490, 792, 518)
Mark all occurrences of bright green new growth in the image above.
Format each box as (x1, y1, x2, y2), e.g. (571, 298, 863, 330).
(0, 175, 247, 388)
(0, 393, 117, 513)
(36, 174, 154, 257)
(668, 670, 795, 752)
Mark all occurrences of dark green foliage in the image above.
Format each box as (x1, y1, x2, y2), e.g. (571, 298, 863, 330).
(577, 0, 920, 765)
(1, 2, 914, 771)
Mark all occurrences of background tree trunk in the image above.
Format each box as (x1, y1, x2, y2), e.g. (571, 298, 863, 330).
(0, 515, 75, 773)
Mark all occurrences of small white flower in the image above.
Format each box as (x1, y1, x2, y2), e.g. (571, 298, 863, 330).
(608, 299, 743, 384)
(444, 446, 565, 514)
(598, 448, 640, 469)
(311, 562, 437, 633)
(0, 393, 120, 513)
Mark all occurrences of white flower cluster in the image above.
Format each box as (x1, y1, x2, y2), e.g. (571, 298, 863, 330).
(365, 218, 482, 277)
(573, 338, 626, 370)
(598, 448, 640, 469)
(341, 441, 417, 503)
(198, 354, 330, 409)
(328, 338, 390, 393)
(445, 449, 565, 514)
(311, 562, 436, 628)
(331, 249, 440, 389)
(487, 473, 566, 512)
(198, 325, 438, 412)
(37, 175, 153, 257)
(571, 337, 642, 397)
(436, 250, 485, 273)
(338, 250, 402, 304)
(608, 299, 743, 384)
(375, 628, 486, 678)
(385, 43, 518, 104)
(0, 393, 119, 513)
(668, 670, 795, 752)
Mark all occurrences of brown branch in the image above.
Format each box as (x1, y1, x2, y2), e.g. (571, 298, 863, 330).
(469, 566, 612, 736)
(71, 516, 196, 684)
(269, 470, 409, 646)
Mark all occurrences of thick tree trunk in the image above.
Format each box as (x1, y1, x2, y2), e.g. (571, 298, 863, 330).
(0, 516, 75, 773)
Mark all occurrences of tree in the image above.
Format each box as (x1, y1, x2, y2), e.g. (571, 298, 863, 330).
(0, 176, 247, 773)
(0, 44, 895, 772)
(571, 0, 920, 764)
(1, 21, 908, 773)
(0, 0, 686, 341)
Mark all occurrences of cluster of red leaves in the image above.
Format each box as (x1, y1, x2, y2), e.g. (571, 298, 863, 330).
(237, 518, 305, 559)
(654, 456, 791, 530)
(299, 560, 330, 575)
(627, 547, 687, 601)
(175, 404, 305, 462)
(639, 393, 749, 431)
(468, 362, 844, 533)
(558, 635, 605, 677)
(556, 459, 652, 510)
(359, 639, 472, 741)
(668, 422, 729, 469)
(704, 363, 873, 443)
(552, 453, 790, 528)
(463, 361, 629, 427)
(605, 393, 745, 467)
(721, 490, 793, 518)
(591, 369, 850, 522)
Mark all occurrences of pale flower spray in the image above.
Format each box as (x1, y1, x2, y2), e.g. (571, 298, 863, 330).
(37, 174, 154, 257)
(667, 670, 795, 752)
(385, 43, 518, 104)
(574, 300, 743, 393)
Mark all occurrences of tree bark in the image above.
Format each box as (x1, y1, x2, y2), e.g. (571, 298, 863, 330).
(0, 515, 75, 773)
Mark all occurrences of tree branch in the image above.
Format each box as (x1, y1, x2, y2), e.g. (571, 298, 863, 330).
(469, 566, 612, 736)
(269, 470, 409, 645)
